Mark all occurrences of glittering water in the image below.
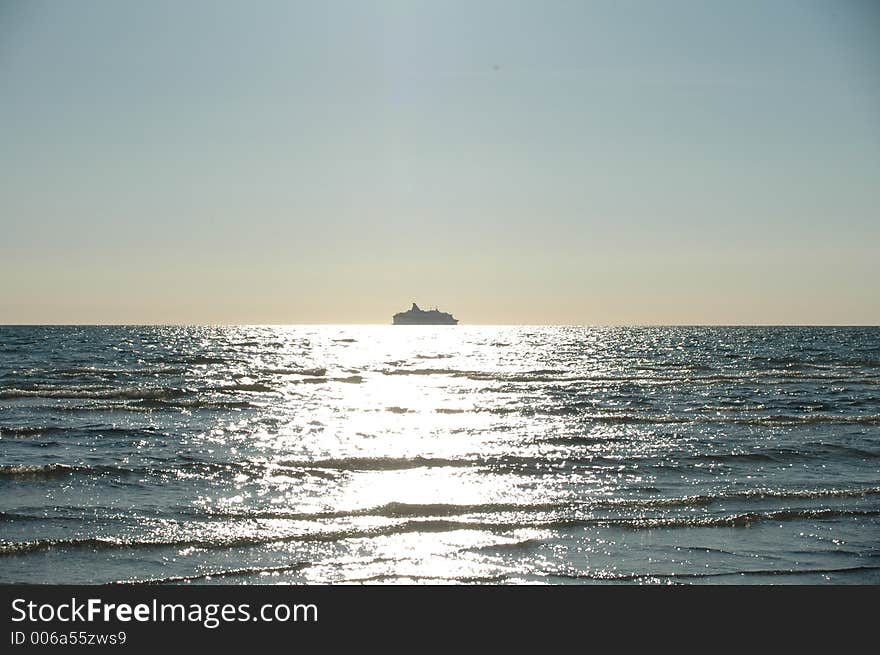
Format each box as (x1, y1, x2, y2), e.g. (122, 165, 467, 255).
(1, 325, 879, 584)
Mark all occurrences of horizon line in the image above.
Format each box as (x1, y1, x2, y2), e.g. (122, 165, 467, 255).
(2, 323, 879, 328)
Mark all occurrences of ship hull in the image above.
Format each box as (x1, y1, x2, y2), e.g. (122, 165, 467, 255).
(392, 317, 458, 325)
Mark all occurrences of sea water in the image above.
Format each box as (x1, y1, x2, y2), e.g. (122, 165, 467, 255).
(1, 325, 878, 584)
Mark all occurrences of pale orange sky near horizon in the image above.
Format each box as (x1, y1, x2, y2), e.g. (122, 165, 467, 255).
(2, 1, 879, 326)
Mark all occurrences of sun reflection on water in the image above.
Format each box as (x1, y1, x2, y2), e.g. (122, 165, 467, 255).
(5, 325, 876, 584)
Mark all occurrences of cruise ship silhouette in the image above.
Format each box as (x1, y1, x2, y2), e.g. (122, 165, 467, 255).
(392, 303, 458, 325)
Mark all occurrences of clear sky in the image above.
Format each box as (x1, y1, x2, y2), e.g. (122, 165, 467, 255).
(1, 0, 878, 324)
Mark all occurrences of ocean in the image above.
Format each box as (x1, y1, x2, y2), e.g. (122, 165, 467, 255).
(1, 325, 878, 584)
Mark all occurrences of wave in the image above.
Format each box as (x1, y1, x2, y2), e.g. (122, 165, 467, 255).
(724, 414, 880, 427)
(217, 383, 276, 393)
(540, 435, 626, 446)
(679, 445, 880, 464)
(1, 384, 286, 401)
(0, 455, 562, 483)
(0, 456, 459, 483)
(6, 447, 878, 484)
(0, 511, 48, 522)
(542, 564, 880, 583)
(0, 522, 459, 556)
(195, 500, 575, 522)
(177, 486, 880, 521)
(135, 398, 258, 411)
(503, 409, 880, 426)
(0, 387, 193, 401)
(468, 537, 547, 554)
(168, 355, 230, 366)
(265, 367, 326, 377)
(0, 464, 129, 480)
(48, 366, 188, 378)
(591, 508, 880, 529)
(286, 375, 363, 385)
(0, 518, 530, 557)
(46, 399, 259, 412)
(121, 563, 313, 585)
(5, 508, 878, 557)
(0, 425, 162, 439)
(386, 406, 413, 414)
(0, 460, 285, 482)
(275, 456, 471, 471)
(379, 367, 880, 386)
(382, 368, 472, 377)
(629, 486, 880, 507)
(337, 572, 511, 584)
(0, 426, 72, 437)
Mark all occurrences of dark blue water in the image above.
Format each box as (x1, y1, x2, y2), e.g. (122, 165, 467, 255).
(1, 326, 878, 584)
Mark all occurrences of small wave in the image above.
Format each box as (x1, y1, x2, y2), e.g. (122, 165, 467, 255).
(49, 367, 121, 379)
(48, 404, 158, 414)
(196, 500, 574, 522)
(266, 454, 622, 475)
(378, 368, 880, 386)
(691, 452, 781, 463)
(590, 486, 880, 510)
(134, 399, 257, 411)
(0, 537, 133, 556)
(543, 564, 880, 582)
(469, 537, 547, 554)
(341, 572, 511, 584)
(284, 375, 361, 384)
(371, 501, 567, 518)
(381, 368, 470, 377)
(805, 443, 880, 459)
(217, 383, 276, 393)
(0, 521, 487, 557)
(723, 486, 880, 501)
(3, 508, 880, 558)
(47, 366, 188, 378)
(576, 412, 690, 424)
(723, 414, 880, 427)
(0, 387, 193, 401)
(266, 367, 326, 377)
(540, 435, 625, 446)
(0, 463, 141, 480)
(0, 426, 70, 437)
(678, 445, 880, 465)
(596, 508, 880, 530)
(177, 355, 229, 366)
(275, 456, 470, 472)
(0, 511, 47, 522)
(505, 409, 880, 427)
(0, 459, 280, 482)
(121, 562, 312, 585)
(0, 425, 162, 441)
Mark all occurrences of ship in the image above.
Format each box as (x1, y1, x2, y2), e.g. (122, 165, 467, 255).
(392, 303, 459, 325)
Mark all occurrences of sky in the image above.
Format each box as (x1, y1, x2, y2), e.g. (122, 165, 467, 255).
(1, 0, 878, 325)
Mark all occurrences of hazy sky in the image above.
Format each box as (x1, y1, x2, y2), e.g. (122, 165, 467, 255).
(2, 0, 878, 324)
